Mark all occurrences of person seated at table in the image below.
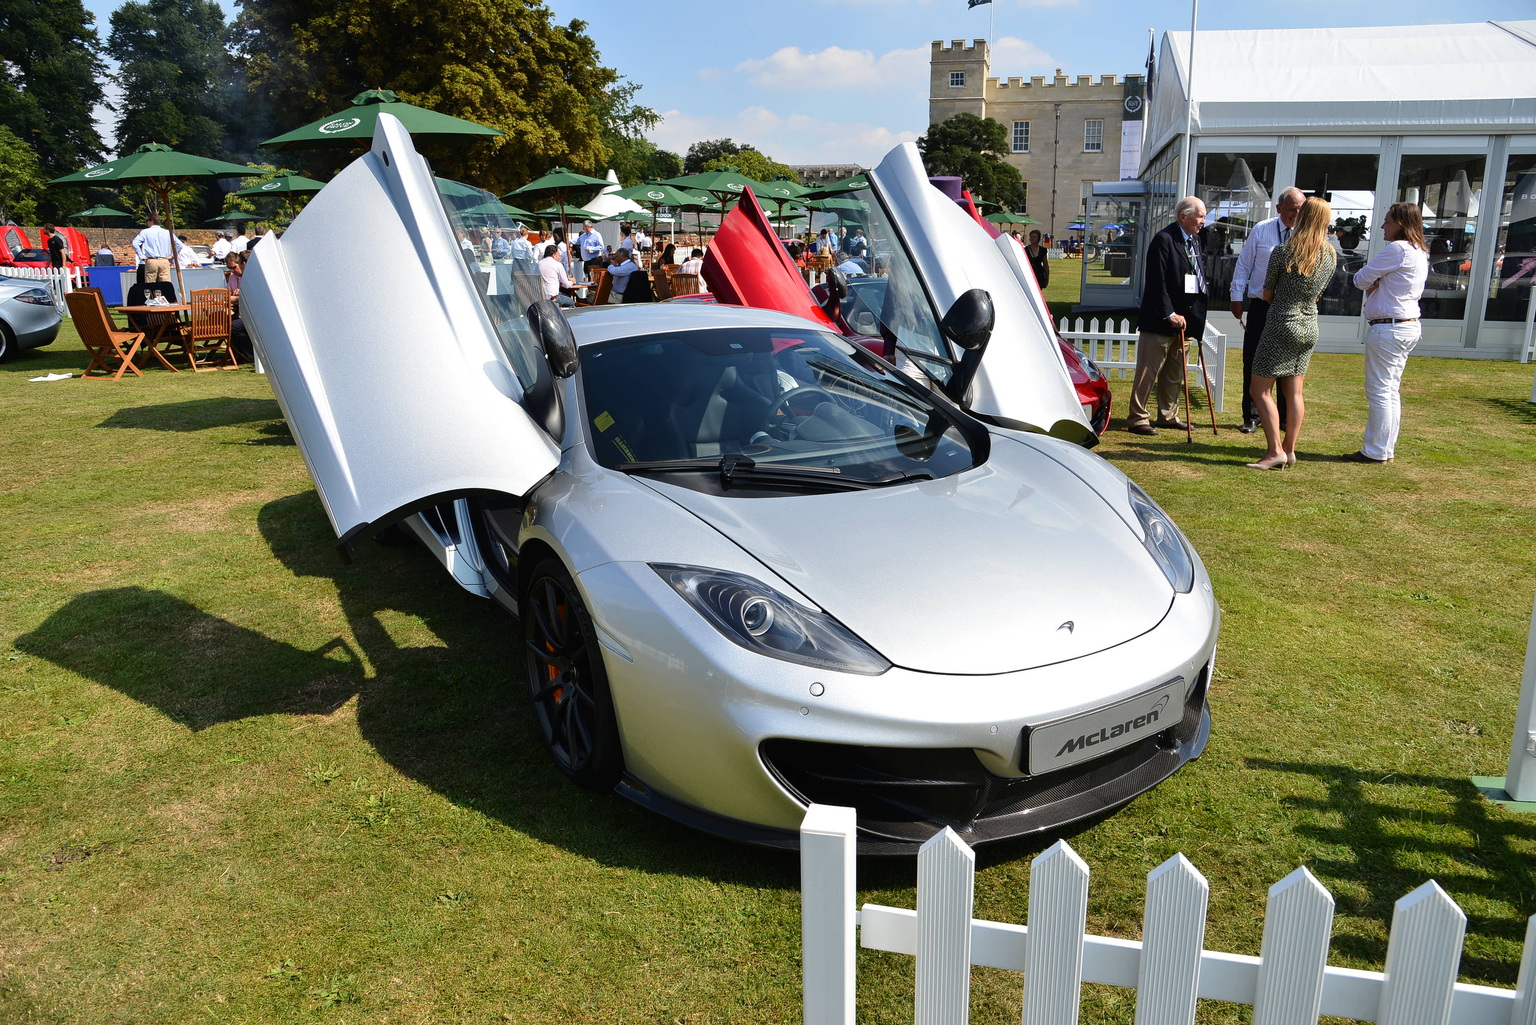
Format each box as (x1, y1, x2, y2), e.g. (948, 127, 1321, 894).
(490, 228, 512, 261)
(680, 247, 704, 276)
(224, 252, 243, 305)
(835, 256, 866, 277)
(607, 249, 640, 298)
(659, 242, 677, 267)
(539, 244, 577, 307)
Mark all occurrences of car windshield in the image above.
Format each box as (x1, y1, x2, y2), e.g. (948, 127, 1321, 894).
(580, 326, 981, 488)
(433, 176, 546, 393)
(829, 188, 955, 389)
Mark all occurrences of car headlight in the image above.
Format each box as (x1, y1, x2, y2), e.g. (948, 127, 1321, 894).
(1079, 353, 1105, 382)
(652, 564, 890, 675)
(1127, 482, 1194, 593)
(13, 288, 55, 306)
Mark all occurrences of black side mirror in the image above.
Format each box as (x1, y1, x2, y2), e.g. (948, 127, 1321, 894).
(939, 289, 994, 405)
(527, 299, 579, 378)
(939, 288, 994, 351)
(522, 300, 577, 440)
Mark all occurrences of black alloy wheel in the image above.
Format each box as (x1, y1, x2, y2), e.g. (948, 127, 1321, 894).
(521, 556, 622, 789)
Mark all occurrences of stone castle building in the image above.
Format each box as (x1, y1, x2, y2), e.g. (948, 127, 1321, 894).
(929, 40, 1144, 240)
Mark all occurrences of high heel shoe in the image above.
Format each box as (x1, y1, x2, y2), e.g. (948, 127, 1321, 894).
(1285, 453, 1297, 467)
(1245, 455, 1289, 470)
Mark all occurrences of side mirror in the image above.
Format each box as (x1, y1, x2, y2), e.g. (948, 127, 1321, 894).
(526, 299, 579, 379)
(939, 289, 994, 406)
(939, 288, 994, 351)
(818, 267, 848, 321)
(522, 300, 576, 440)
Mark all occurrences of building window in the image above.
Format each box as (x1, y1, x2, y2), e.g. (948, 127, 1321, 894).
(950, 71, 966, 88)
(1020, 182, 1028, 213)
(1084, 119, 1103, 153)
(1012, 121, 1030, 153)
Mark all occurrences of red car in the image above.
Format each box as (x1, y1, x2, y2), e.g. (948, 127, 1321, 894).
(3, 227, 91, 269)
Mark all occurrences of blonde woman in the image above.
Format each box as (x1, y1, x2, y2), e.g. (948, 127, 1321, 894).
(1245, 196, 1335, 470)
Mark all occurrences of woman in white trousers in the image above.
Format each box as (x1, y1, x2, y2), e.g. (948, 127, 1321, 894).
(1347, 202, 1429, 463)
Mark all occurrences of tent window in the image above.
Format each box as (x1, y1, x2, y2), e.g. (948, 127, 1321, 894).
(1484, 154, 1536, 324)
(1296, 152, 1378, 318)
(1398, 153, 1485, 322)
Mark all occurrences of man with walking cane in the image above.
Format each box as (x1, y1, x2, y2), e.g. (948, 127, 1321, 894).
(1128, 196, 1208, 436)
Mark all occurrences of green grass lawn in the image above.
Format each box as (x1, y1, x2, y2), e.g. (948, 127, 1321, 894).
(2, 319, 1534, 1023)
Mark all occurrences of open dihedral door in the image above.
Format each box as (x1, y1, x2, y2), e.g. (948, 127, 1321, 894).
(868, 144, 1093, 445)
(702, 189, 839, 331)
(242, 114, 561, 553)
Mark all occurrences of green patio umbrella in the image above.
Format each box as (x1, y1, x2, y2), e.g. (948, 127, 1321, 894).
(210, 211, 263, 225)
(611, 181, 701, 245)
(986, 211, 1041, 227)
(233, 171, 329, 220)
(70, 204, 131, 254)
(750, 176, 809, 231)
(802, 172, 870, 198)
(660, 166, 764, 218)
(506, 167, 612, 238)
(49, 142, 257, 296)
(457, 199, 537, 225)
(261, 89, 505, 150)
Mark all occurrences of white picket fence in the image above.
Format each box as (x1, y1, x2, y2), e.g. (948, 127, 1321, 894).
(1058, 317, 1227, 413)
(800, 804, 1535, 1025)
(0, 266, 86, 315)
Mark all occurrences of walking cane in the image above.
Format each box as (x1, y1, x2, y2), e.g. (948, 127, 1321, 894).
(1193, 329, 1220, 435)
(1177, 328, 1194, 443)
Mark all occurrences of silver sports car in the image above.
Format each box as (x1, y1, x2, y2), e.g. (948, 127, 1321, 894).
(243, 115, 1217, 851)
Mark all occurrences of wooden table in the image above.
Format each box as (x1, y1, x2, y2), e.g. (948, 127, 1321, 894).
(116, 303, 192, 372)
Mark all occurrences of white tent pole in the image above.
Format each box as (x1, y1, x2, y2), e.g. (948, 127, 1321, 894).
(1178, 0, 1199, 199)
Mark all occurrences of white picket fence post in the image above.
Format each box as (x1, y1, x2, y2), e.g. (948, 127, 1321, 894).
(1058, 316, 1228, 413)
(799, 804, 1534, 1025)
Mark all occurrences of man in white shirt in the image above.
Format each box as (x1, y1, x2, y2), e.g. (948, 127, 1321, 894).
(1345, 202, 1429, 464)
(679, 248, 704, 275)
(132, 216, 174, 282)
(539, 244, 576, 307)
(230, 230, 250, 254)
(1229, 187, 1305, 432)
(575, 220, 606, 277)
(210, 232, 232, 261)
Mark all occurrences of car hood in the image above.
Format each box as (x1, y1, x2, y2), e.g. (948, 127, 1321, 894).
(641, 435, 1173, 675)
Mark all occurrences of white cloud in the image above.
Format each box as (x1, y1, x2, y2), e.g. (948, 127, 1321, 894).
(988, 36, 1058, 76)
(732, 44, 929, 93)
(649, 106, 920, 167)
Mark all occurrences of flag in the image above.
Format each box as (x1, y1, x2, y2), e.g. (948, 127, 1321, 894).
(1145, 37, 1156, 90)
(968, 0, 992, 7)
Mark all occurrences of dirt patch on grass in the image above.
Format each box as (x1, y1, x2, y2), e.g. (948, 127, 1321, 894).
(130, 490, 271, 534)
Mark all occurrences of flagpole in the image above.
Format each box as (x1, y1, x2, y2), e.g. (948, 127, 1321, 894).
(989, 0, 994, 50)
(1178, 0, 1199, 199)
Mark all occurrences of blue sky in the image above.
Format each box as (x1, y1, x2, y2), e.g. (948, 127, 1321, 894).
(83, 0, 1534, 167)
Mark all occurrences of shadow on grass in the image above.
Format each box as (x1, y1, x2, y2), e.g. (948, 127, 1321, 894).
(14, 490, 804, 888)
(1485, 396, 1536, 426)
(1246, 757, 1535, 984)
(96, 396, 283, 432)
(1101, 438, 1246, 469)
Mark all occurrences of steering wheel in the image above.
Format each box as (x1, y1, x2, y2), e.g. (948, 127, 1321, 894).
(765, 385, 836, 438)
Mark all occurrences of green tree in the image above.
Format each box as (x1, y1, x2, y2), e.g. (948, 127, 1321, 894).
(917, 113, 1025, 210)
(0, 127, 47, 224)
(702, 150, 799, 185)
(233, 0, 618, 194)
(108, 0, 233, 157)
(0, 0, 106, 215)
(684, 138, 742, 175)
(589, 77, 674, 187)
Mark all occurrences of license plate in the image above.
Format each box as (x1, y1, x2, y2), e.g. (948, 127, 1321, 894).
(1024, 679, 1184, 775)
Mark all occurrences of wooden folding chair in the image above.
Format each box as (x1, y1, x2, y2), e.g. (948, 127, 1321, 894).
(67, 290, 144, 381)
(650, 264, 674, 301)
(576, 269, 611, 307)
(186, 288, 237, 370)
(670, 273, 703, 296)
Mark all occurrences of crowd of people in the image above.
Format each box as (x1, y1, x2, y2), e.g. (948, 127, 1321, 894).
(1130, 192, 1428, 468)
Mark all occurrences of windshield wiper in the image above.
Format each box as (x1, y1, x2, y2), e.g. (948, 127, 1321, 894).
(616, 454, 875, 492)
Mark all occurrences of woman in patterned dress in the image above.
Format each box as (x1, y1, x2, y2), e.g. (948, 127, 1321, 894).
(1245, 196, 1335, 470)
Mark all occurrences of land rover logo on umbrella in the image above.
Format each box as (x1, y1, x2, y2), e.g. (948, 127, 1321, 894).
(646, 190, 665, 200)
(727, 183, 743, 191)
(319, 117, 363, 134)
(84, 167, 113, 178)
(262, 181, 281, 190)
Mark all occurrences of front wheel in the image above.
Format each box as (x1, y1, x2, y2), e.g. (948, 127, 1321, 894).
(521, 556, 622, 789)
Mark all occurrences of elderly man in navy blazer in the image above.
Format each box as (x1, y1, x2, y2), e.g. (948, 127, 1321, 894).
(1128, 196, 1208, 435)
